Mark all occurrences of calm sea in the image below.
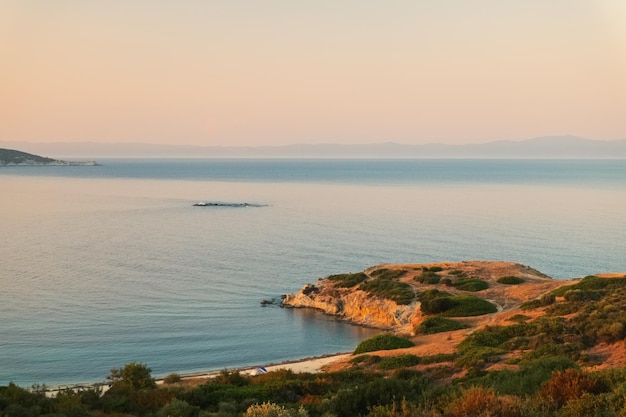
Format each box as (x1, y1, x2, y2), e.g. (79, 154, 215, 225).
(1, 159, 625, 386)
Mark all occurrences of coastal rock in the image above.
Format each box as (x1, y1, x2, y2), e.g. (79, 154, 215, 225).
(282, 282, 420, 329)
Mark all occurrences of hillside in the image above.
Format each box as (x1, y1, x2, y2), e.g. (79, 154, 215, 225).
(283, 261, 626, 376)
(282, 261, 564, 332)
(0, 148, 97, 166)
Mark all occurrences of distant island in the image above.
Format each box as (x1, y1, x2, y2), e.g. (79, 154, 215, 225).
(0, 148, 98, 166)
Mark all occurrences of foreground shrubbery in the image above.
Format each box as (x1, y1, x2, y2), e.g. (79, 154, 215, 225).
(5, 360, 626, 417)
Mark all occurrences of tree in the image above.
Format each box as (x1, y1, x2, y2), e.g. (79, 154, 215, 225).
(107, 362, 156, 391)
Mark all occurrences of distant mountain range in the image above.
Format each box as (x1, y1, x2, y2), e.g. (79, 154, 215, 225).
(1, 136, 625, 159)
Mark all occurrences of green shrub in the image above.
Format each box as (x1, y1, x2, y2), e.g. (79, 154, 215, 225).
(327, 272, 368, 288)
(359, 278, 415, 305)
(420, 296, 458, 315)
(353, 334, 415, 354)
(520, 299, 542, 310)
(540, 293, 556, 306)
(453, 279, 489, 292)
(497, 276, 524, 285)
(370, 268, 407, 280)
(163, 373, 182, 384)
(377, 354, 421, 370)
(350, 355, 381, 365)
(449, 269, 466, 276)
(419, 353, 456, 364)
(427, 266, 444, 272)
(563, 289, 606, 302)
(416, 271, 441, 284)
(440, 295, 497, 317)
(507, 314, 530, 323)
(416, 317, 468, 334)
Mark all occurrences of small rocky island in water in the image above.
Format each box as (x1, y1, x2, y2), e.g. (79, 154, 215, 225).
(0, 148, 98, 166)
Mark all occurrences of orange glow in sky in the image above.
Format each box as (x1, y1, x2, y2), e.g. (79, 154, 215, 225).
(1, 1, 625, 146)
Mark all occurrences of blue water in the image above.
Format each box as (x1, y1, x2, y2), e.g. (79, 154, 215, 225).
(1, 159, 625, 386)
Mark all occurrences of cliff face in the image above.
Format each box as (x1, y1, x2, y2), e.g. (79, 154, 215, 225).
(282, 261, 567, 333)
(282, 283, 422, 330)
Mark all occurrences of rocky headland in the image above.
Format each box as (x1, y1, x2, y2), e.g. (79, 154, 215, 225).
(282, 261, 565, 333)
(0, 148, 98, 166)
(283, 261, 626, 373)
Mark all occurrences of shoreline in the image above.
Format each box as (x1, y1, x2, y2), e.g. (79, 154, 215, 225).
(37, 352, 352, 396)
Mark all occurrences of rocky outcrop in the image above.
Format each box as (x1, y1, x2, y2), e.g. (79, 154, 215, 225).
(282, 283, 421, 330)
(282, 261, 566, 333)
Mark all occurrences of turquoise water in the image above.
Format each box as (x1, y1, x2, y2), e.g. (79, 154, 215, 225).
(1, 159, 625, 386)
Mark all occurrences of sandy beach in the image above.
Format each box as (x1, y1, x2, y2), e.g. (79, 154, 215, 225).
(160, 352, 352, 385)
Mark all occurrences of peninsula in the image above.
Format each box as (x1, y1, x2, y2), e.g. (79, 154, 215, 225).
(283, 261, 626, 373)
(0, 148, 98, 166)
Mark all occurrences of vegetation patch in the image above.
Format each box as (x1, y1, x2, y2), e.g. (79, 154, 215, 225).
(439, 295, 497, 317)
(520, 299, 542, 310)
(507, 314, 531, 323)
(453, 278, 489, 292)
(350, 354, 381, 365)
(377, 354, 421, 370)
(370, 268, 407, 280)
(416, 271, 441, 284)
(359, 278, 415, 305)
(416, 317, 468, 334)
(326, 272, 368, 288)
(353, 334, 415, 354)
(497, 275, 524, 285)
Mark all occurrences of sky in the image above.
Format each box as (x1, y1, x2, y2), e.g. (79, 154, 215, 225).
(1, 1, 626, 146)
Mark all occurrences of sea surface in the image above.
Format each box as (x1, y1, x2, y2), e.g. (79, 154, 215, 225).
(1, 159, 626, 386)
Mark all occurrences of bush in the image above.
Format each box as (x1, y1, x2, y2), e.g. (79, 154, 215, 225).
(440, 295, 498, 317)
(539, 369, 597, 408)
(157, 399, 197, 417)
(370, 269, 407, 280)
(107, 362, 156, 391)
(350, 355, 381, 365)
(416, 271, 441, 284)
(450, 386, 524, 417)
(520, 299, 542, 310)
(377, 354, 421, 370)
(540, 293, 556, 306)
(360, 279, 415, 305)
(327, 272, 368, 288)
(507, 314, 530, 323)
(497, 276, 524, 285)
(420, 296, 458, 315)
(163, 373, 182, 384)
(245, 402, 308, 417)
(416, 317, 468, 334)
(453, 279, 489, 292)
(354, 334, 415, 354)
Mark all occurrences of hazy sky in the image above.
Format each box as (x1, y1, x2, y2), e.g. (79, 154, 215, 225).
(2, 1, 625, 146)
